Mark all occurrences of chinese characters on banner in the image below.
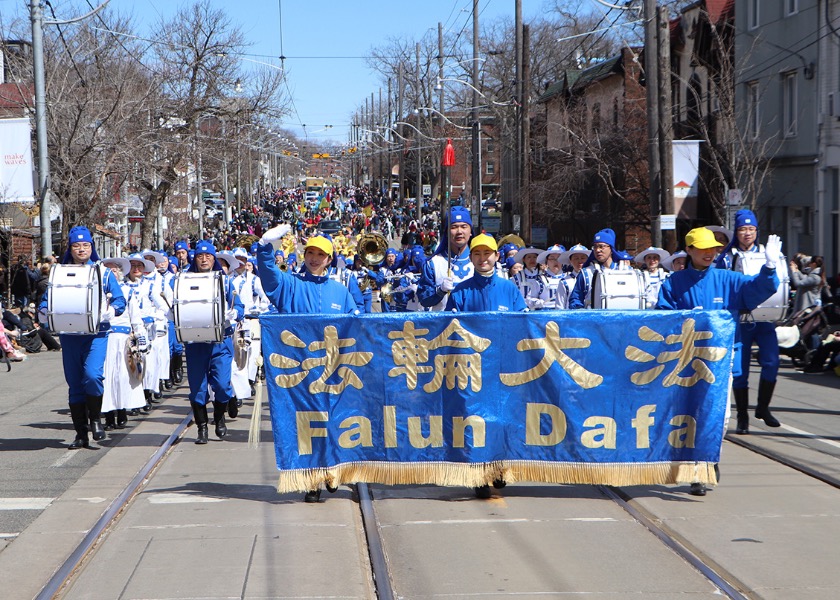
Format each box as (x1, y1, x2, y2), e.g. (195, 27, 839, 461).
(260, 310, 736, 493)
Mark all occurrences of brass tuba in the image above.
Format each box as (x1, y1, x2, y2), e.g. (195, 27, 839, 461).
(357, 233, 388, 267)
(356, 233, 389, 293)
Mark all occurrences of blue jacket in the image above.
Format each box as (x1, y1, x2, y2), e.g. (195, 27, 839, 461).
(257, 242, 357, 314)
(445, 272, 527, 312)
(656, 262, 779, 333)
(418, 246, 473, 309)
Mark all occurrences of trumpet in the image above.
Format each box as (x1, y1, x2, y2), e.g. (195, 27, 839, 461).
(279, 263, 288, 272)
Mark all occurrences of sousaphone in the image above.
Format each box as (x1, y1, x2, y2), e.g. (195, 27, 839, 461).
(497, 233, 525, 249)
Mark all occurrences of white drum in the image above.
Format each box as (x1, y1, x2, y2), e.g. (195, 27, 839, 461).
(590, 269, 645, 310)
(173, 272, 226, 343)
(47, 264, 103, 334)
(734, 252, 790, 323)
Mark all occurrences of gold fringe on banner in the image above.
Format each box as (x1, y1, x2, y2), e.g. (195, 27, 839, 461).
(274, 460, 718, 494)
(248, 381, 264, 449)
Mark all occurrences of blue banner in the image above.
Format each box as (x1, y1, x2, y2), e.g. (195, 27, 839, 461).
(259, 310, 736, 492)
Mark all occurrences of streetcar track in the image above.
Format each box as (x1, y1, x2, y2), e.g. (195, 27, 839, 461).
(34, 412, 839, 600)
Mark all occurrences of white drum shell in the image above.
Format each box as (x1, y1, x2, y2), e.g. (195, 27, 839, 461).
(734, 252, 790, 323)
(47, 264, 103, 334)
(173, 272, 226, 343)
(590, 269, 645, 310)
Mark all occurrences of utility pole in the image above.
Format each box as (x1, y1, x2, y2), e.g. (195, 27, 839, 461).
(415, 42, 423, 225)
(521, 24, 531, 244)
(643, 0, 662, 247)
(30, 0, 51, 256)
(378, 87, 383, 196)
(387, 78, 392, 202)
(471, 0, 481, 231)
(514, 0, 523, 234)
(398, 64, 405, 203)
(657, 5, 675, 252)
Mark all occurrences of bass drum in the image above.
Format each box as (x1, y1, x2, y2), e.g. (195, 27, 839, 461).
(47, 264, 103, 334)
(590, 269, 645, 310)
(734, 252, 790, 323)
(173, 272, 226, 343)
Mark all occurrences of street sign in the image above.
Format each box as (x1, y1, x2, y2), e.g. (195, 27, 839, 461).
(422, 184, 431, 197)
(531, 227, 548, 245)
(482, 216, 501, 234)
(728, 189, 742, 206)
(660, 214, 676, 230)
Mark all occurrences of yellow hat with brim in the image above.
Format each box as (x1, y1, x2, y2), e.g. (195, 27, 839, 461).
(305, 235, 334, 256)
(470, 234, 498, 252)
(685, 227, 724, 250)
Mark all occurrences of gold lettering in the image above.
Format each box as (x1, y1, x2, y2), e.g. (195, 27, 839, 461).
(668, 415, 697, 448)
(407, 416, 444, 448)
(452, 415, 486, 448)
(580, 416, 617, 449)
(338, 416, 372, 448)
(525, 403, 567, 446)
(383, 405, 397, 448)
(631, 405, 656, 449)
(296, 411, 328, 455)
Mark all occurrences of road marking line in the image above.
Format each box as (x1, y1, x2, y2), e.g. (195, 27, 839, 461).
(0, 498, 54, 510)
(778, 423, 840, 450)
(0, 533, 20, 539)
(147, 493, 224, 504)
(50, 452, 77, 468)
(389, 517, 618, 526)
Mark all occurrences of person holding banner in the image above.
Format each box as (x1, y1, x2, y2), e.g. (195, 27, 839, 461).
(657, 226, 780, 495)
(257, 224, 358, 502)
(713, 210, 784, 434)
(417, 206, 474, 311)
(445, 233, 526, 498)
(184, 241, 245, 445)
(568, 229, 632, 309)
(39, 226, 127, 449)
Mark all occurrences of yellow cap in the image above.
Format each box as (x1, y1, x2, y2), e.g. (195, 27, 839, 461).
(305, 235, 334, 256)
(685, 227, 724, 250)
(470, 234, 498, 252)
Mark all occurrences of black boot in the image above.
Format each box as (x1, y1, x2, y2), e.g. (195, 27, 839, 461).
(733, 388, 749, 434)
(104, 411, 116, 431)
(191, 402, 209, 444)
(116, 409, 128, 429)
(304, 489, 321, 503)
(172, 354, 183, 383)
(151, 386, 163, 402)
(163, 378, 172, 390)
(86, 395, 106, 442)
(68, 403, 90, 449)
(755, 379, 781, 427)
(213, 401, 228, 439)
(228, 397, 239, 419)
(142, 390, 153, 412)
(474, 485, 492, 499)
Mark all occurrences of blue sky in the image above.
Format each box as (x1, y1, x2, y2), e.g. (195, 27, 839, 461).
(2, 0, 548, 145)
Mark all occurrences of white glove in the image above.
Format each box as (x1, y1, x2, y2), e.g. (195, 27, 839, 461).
(764, 234, 783, 269)
(259, 224, 291, 248)
(527, 298, 545, 310)
(136, 333, 149, 354)
(101, 306, 115, 322)
(438, 277, 455, 294)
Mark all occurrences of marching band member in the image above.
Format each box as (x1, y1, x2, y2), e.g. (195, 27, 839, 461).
(184, 241, 245, 445)
(174, 241, 190, 270)
(100, 257, 148, 430)
(634, 247, 670, 309)
(165, 257, 184, 386)
(714, 209, 784, 433)
(329, 254, 366, 312)
(39, 226, 126, 449)
(445, 234, 525, 498)
(558, 244, 591, 300)
(662, 250, 687, 272)
(511, 246, 550, 310)
(144, 250, 176, 393)
(418, 206, 474, 311)
(257, 223, 358, 503)
(569, 229, 632, 309)
(537, 245, 568, 308)
(126, 253, 163, 412)
(657, 227, 780, 495)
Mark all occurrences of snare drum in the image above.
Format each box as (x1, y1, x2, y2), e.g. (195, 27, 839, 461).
(173, 272, 227, 343)
(590, 269, 645, 310)
(47, 264, 103, 334)
(734, 252, 790, 322)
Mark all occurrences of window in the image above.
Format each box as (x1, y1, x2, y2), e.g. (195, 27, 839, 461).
(486, 161, 495, 175)
(782, 71, 798, 138)
(786, 0, 798, 16)
(748, 0, 760, 29)
(746, 81, 760, 139)
(485, 141, 495, 153)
